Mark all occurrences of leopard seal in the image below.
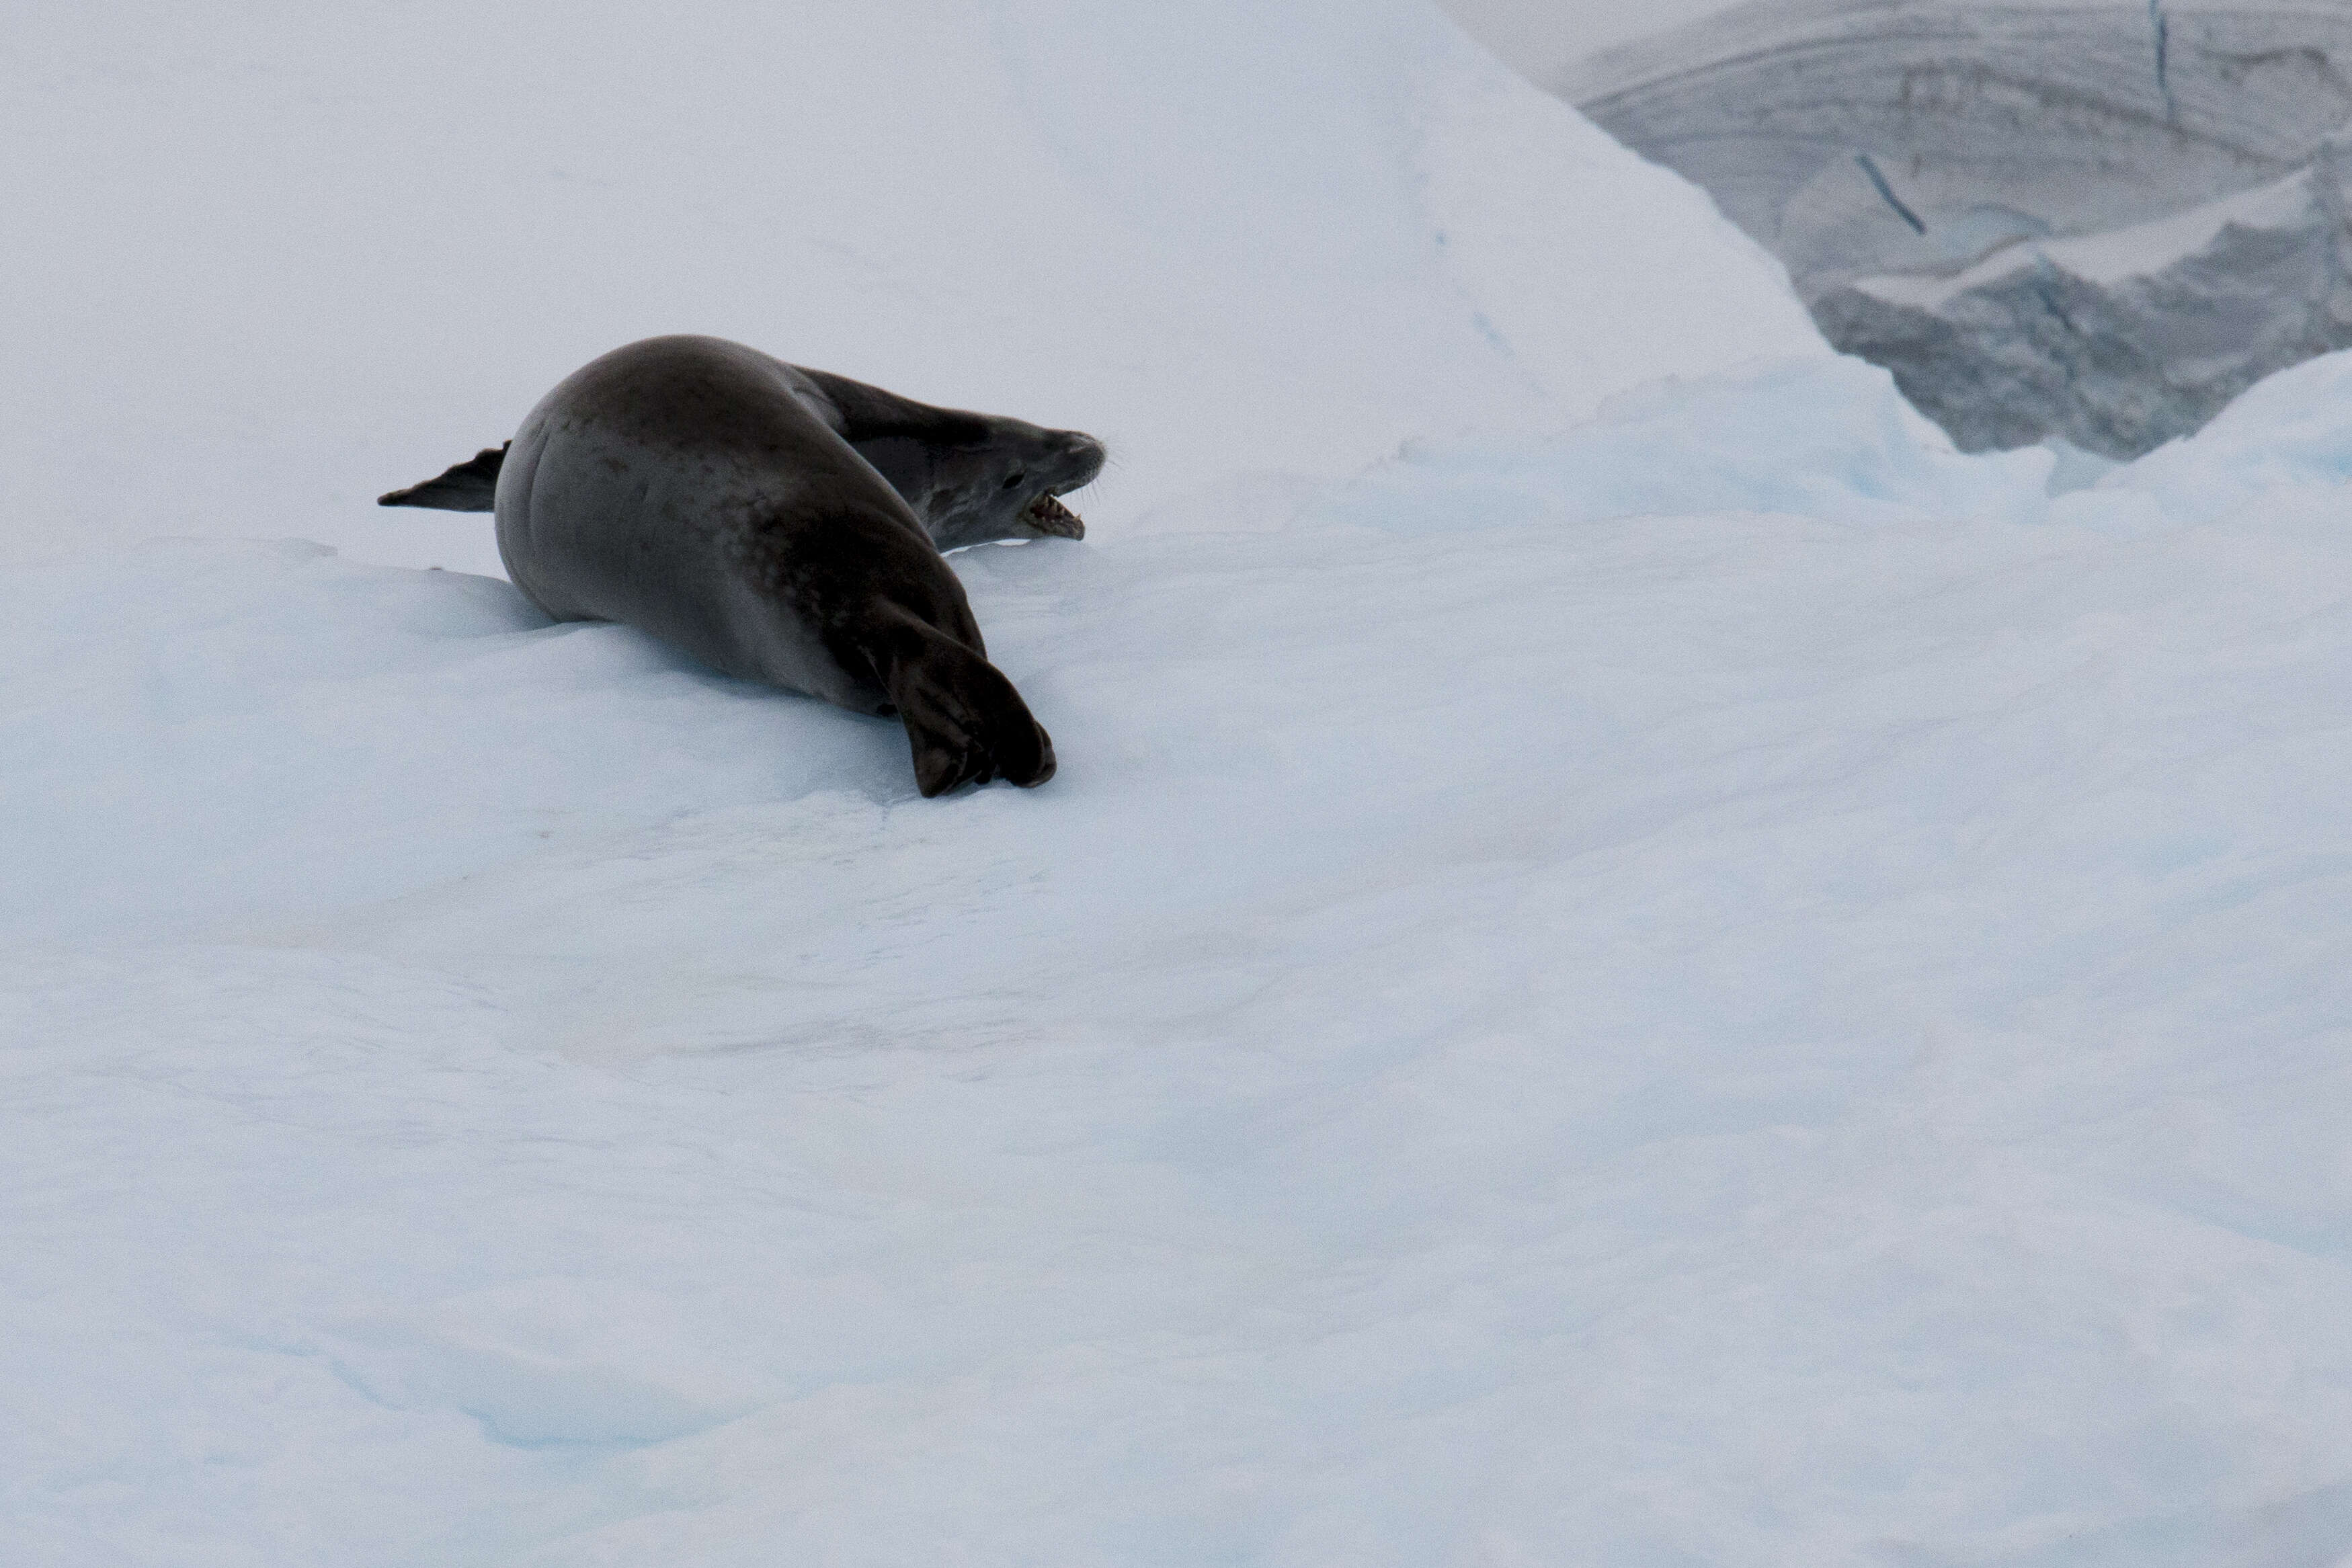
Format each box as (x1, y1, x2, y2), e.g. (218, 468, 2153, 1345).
(384, 335, 1102, 796)
(382, 345, 1105, 552)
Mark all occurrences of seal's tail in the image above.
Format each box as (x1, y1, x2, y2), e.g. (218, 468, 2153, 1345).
(870, 616, 1055, 797)
(378, 444, 508, 511)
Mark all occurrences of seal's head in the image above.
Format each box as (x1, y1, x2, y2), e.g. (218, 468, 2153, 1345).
(858, 416, 1106, 552)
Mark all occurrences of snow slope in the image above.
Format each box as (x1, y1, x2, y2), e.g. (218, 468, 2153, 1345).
(0, 0, 1816, 577)
(9, 2, 2352, 1565)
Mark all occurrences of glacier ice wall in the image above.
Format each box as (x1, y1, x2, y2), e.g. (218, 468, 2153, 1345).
(1818, 138, 2352, 456)
(1566, 0, 2352, 455)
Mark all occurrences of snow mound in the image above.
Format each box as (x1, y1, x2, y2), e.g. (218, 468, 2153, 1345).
(1350, 355, 2057, 526)
(2101, 345, 2352, 513)
(0, 0, 1818, 577)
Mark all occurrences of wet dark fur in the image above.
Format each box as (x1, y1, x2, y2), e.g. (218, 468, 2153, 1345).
(489, 335, 1057, 796)
(386, 356, 1104, 553)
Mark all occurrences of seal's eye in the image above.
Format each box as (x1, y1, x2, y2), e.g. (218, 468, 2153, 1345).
(1002, 471, 1026, 491)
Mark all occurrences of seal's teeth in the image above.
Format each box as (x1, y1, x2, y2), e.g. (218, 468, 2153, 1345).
(1022, 491, 1085, 538)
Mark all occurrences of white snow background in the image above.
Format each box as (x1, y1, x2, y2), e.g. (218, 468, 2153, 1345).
(5, 2, 2352, 1565)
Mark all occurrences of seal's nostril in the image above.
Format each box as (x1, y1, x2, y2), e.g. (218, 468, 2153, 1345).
(1054, 433, 1107, 485)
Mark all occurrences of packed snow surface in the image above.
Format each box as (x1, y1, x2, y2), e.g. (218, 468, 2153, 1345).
(9, 3, 2352, 1567)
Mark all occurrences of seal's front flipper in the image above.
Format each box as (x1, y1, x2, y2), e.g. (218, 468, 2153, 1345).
(378, 444, 509, 511)
(870, 616, 1055, 797)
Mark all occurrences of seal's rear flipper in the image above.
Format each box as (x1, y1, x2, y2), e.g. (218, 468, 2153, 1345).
(871, 616, 1055, 797)
(378, 444, 509, 511)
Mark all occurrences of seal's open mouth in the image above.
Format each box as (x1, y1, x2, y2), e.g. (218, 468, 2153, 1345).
(1022, 491, 1085, 539)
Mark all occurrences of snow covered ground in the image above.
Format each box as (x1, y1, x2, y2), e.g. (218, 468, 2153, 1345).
(8, 3, 2352, 1565)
